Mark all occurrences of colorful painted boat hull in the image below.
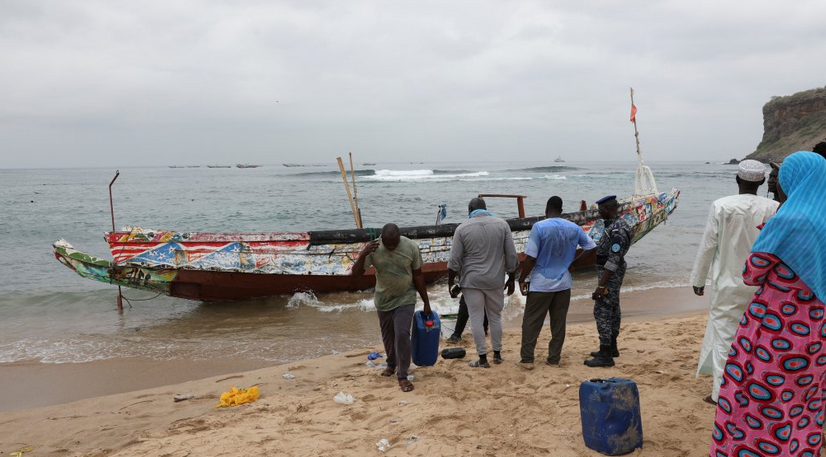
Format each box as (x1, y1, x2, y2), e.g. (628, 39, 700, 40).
(54, 189, 679, 302)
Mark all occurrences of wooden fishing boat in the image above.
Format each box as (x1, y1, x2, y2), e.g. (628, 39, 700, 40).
(53, 188, 679, 302)
(55, 90, 672, 303)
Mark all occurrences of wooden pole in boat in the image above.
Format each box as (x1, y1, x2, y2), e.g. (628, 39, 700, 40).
(348, 152, 363, 229)
(108, 170, 124, 312)
(337, 157, 360, 228)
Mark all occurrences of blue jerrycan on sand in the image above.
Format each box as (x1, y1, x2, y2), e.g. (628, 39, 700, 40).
(411, 310, 440, 366)
(579, 377, 643, 455)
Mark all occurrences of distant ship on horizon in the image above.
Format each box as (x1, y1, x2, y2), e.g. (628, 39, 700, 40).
(207, 165, 232, 168)
(237, 163, 262, 169)
(554, 156, 565, 163)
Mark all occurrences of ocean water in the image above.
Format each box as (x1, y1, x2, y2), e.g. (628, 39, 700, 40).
(0, 160, 754, 365)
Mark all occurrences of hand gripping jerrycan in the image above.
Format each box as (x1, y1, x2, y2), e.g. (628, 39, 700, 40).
(411, 310, 440, 366)
(579, 377, 643, 455)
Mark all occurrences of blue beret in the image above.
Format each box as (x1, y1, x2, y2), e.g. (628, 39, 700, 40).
(595, 195, 617, 205)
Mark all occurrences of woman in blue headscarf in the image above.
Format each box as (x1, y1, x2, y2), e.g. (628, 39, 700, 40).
(710, 151, 826, 456)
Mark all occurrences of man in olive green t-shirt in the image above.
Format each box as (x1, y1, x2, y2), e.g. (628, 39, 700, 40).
(352, 223, 431, 392)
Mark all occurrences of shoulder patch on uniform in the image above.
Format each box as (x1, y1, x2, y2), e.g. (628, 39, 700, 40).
(611, 243, 621, 252)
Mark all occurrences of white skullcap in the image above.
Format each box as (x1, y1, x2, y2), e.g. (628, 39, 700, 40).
(738, 160, 766, 182)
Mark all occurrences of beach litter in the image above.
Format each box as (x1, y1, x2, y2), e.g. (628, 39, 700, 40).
(215, 386, 260, 408)
(282, 373, 295, 380)
(406, 375, 414, 381)
(366, 361, 388, 369)
(173, 393, 195, 402)
(405, 435, 420, 446)
(398, 400, 409, 406)
(333, 392, 355, 405)
(376, 438, 391, 453)
(10, 446, 33, 457)
(367, 351, 383, 360)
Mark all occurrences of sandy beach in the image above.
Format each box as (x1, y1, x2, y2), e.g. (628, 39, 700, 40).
(0, 287, 717, 457)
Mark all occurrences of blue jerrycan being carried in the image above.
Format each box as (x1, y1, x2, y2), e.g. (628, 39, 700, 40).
(579, 377, 643, 455)
(411, 310, 440, 366)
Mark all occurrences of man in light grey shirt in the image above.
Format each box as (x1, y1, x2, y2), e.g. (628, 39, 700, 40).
(448, 197, 519, 368)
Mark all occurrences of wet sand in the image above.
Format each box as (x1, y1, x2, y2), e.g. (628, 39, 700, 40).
(0, 358, 273, 413)
(0, 287, 717, 456)
(0, 287, 704, 413)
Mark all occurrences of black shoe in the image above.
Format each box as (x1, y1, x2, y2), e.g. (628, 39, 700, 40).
(446, 335, 462, 344)
(590, 345, 619, 358)
(585, 345, 615, 368)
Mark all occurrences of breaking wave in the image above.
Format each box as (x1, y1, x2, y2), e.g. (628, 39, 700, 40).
(291, 168, 574, 183)
(361, 169, 489, 182)
(293, 169, 376, 177)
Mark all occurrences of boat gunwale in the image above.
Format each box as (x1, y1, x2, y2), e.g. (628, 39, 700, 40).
(103, 189, 678, 246)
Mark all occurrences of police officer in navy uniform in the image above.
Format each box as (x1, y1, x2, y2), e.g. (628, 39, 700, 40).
(585, 195, 632, 368)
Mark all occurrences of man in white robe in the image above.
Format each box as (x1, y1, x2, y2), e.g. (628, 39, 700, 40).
(690, 159, 779, 405)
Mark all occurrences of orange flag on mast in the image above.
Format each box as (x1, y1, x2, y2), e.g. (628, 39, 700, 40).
(630, 87, 637, 122)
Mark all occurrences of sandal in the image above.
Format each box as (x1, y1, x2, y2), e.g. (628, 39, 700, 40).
(381, 365, 396, 377)
(469, 360, 491, 368)
(399, 379, 414, 392)
(703, 395, 717, 406)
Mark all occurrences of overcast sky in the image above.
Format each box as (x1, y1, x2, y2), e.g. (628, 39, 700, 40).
(2, 0, 826, 168)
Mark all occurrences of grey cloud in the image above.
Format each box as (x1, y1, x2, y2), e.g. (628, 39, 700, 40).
(2, 0, 826, 167)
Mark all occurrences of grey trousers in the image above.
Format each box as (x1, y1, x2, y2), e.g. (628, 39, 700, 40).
(594, 265, 626, 346)
(519, 289, 572, 364)
(377, 304, 415, 380)
(462, 288, 504, 356)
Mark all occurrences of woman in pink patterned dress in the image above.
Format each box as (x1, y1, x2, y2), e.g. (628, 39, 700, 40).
(710, 151, 826, 457)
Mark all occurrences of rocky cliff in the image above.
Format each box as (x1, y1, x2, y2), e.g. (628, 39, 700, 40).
(747, 87, 826, 162)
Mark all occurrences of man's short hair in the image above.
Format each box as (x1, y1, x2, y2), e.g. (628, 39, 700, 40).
(546, 196, 563, 214)
(381, 223, 400, 237)
(468, 197, 486, 212)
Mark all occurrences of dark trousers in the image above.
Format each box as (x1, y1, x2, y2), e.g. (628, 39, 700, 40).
(520, 289, 572, 363)
(594, 265, 626, 346)
(451, 295, 488, 338)
(377, 304, 415, 380)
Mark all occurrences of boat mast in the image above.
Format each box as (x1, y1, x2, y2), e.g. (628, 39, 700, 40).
(349, 152, 363, 228)
(630, 88, 658, 197)
(337, 156, 362, 229)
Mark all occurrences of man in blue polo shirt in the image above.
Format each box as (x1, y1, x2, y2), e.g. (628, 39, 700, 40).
(516, 196, 596, 370)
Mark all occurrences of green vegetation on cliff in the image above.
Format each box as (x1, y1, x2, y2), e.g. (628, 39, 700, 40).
(748, 86, 826, 162)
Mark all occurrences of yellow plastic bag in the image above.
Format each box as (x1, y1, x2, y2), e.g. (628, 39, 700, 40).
(215, 385, 260, 408)
(10, 446, 34, 457)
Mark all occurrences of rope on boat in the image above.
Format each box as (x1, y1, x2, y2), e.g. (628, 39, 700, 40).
(121, 292, 163, 307)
